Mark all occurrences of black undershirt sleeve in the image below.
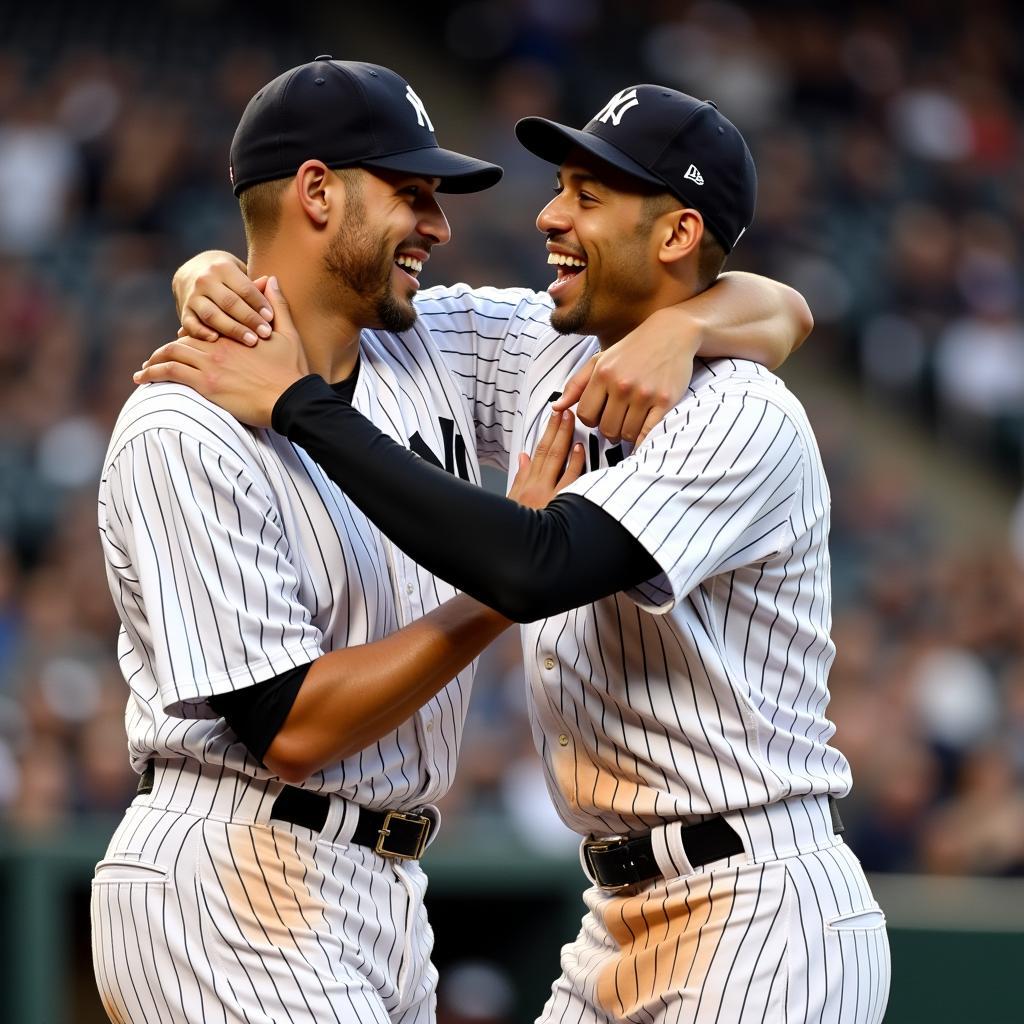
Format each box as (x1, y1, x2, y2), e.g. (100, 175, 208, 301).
(272, 375, 660, 622)
(207, 662, 311, 766)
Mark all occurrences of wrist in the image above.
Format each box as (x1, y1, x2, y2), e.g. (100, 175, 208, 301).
(653, 304, 704, 354)
(271, 373, 332, 434)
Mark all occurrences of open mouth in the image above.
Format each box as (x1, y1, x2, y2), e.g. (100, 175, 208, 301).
(394, 253, 424, 288)
(547, 251, 587, 297)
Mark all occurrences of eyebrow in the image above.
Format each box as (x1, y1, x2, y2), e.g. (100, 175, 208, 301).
(556, 170, 604, 189)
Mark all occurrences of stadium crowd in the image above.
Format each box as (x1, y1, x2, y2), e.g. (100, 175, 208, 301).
(2, 0, 1024, 884)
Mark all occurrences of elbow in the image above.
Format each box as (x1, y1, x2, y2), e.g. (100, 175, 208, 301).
(264, 732, 324, 785)
(788, 286, 814, 351)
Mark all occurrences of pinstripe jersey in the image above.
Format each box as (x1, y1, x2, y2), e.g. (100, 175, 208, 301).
(99, 324, 492, 810)
(418, 284, 853, 839)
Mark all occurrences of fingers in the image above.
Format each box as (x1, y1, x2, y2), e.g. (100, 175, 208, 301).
(529, 408, 564, 467)
(506, 452, 531, 502)
(541, 409, 576, 473)
(556, 442, 586, 492)
(635, 408, 664, 448)
(133, 360, 206, 390)
(552, 355, 596, 412)
(266, 277, 297, 338)
(141, 338, 210, 372)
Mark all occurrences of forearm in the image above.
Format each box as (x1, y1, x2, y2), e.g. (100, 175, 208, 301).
(676, 271, 813, 369)
(265, 595, 510, 781)
(273, 376, 658, 621)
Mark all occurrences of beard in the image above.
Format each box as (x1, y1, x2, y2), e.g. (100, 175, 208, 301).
(321, 192, 417, 333)
(549, 279, 594, 336)
(548, 276, 598, 339)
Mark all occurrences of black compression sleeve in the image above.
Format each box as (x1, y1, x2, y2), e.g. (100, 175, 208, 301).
(207, 662, 311, 765)
(272, 375, 660, 622)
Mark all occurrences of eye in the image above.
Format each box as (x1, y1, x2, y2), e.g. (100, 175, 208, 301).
(578, 191, 597, 204)
(401, 185, 420, 198)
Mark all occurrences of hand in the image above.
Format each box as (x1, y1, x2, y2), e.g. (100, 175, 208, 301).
(552, 307, 697, 446)
(134, 277, 309, 428)
(508, 409, 586, 509)
(172, 251, 274, 346)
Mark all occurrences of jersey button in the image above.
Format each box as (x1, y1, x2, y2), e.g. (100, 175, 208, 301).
(425, 721, 434, 733)
(543, 657, 555, 670)
(558, 733, 569, 746)
(406, 583, 414, 595)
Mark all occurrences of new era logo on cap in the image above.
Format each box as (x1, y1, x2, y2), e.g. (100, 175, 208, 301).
(684, 164, 704, 185)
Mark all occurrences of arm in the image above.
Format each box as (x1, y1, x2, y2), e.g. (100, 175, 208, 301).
(263, 594, 509, 782)
(168, 256, 809, 452)
(554, 271, 813, 444)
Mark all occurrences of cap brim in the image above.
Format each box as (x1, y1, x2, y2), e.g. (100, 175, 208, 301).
(361, 146, 502, 194)
(515, 117, 664, 189)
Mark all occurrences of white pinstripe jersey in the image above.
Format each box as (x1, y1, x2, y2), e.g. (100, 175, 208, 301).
(99, 318, 503, 810)
(430, 284, 854, 838)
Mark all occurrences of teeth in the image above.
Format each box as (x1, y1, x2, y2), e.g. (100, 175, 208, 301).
(395, 255, 423, 273)
(547, 253, 587, 268)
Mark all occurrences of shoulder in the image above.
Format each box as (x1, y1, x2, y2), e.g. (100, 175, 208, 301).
(103, 383, 263, 472)
(414, 282, 554, 329)
(686, 358, 808, 417)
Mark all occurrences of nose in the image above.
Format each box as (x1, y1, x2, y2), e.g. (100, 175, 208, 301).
(419, 196, 451, 246)
(537, 193, 570, 235)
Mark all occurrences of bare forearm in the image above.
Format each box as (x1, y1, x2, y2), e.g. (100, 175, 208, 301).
(683, 271, 813, 369)
(265, 595, 511, 780)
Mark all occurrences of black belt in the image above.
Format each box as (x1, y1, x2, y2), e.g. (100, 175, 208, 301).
(137, 762, 434, 860)
(583, 796, 844, 890)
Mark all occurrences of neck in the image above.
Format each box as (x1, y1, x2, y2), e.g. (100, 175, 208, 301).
(597, 275, 699, 351)
(250, 249, 362, 384)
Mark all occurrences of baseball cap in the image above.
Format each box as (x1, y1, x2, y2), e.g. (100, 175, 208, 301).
(229, 56, 503, 196)
(515, 86, 755, 252)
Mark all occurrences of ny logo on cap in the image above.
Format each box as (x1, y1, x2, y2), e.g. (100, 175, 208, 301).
(684, 164, 704, 185)
(405, 85, 434, 132)
(595, 88, 639, 127)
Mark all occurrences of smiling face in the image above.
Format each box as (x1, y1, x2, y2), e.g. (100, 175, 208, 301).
(320, 167, 450, 332)
(537, 152, 691, 346)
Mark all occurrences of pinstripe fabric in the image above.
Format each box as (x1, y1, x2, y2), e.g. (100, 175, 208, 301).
(91, 763, 437, 1024)
(418, 297, 886, 1023)
(540, 833, 889, 1024)
(94, 300, 514, 1023)
(509, 355, 852, 837)
(98, 327, 486, 807)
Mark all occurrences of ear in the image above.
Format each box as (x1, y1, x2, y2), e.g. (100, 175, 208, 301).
(658, 208, 703, 266)
(293, 159, 336, 228)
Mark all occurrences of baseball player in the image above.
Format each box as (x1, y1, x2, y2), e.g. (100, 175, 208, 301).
(141, 88, 891, 1022)
(98, 59, 810, 1024)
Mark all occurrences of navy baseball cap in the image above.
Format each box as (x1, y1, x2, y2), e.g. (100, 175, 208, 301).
(516, 86, 755, 252)
(229, 57, 503, 196)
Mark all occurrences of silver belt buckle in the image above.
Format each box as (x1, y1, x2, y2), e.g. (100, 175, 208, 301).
(375, 810, 431, 860)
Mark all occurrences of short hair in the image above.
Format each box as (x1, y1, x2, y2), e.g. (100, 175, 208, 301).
(237, 167, 363, 246)
(638, 192, 728, 291)
(696, 230, 727, 291)
(238, 177, 290, 246)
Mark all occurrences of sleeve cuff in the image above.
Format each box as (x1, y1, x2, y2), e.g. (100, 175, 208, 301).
(271, 374, 333, 435)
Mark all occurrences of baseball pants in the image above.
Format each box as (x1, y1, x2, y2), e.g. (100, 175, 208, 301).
(539, 795, 890, 1024)
(90, 762, 437, 1024)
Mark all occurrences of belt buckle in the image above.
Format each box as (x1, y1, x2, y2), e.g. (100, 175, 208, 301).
(375, 810, 431, 860)
(583, 835, 634, 891)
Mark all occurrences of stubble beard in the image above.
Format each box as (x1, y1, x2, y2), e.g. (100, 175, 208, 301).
(322, 195, 417, 334)
(549, 281, 593, 336)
